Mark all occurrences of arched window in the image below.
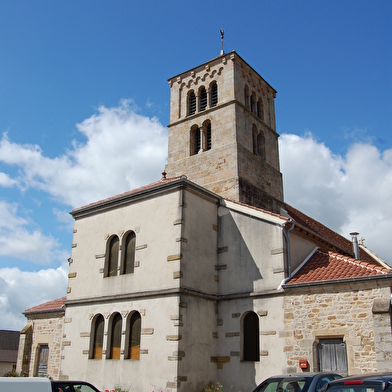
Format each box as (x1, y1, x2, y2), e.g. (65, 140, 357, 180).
(122, 231, 136, 274)
(190, 125, 201, 156)
(105, 236, 119, 277)
(108, 313, 122, 360)
(199, 87, 207, 111)
(125, 312, 141, 360)
(250, 92, 256, 113)
(188, 91, 196, 115)
(257, 98, 263, 120)
(90, 314, 104, 359)
(252, 126, 266, 160)
(242, 311, 259, 361)
(210, 82, 218, 107)
(257, 131, 266, 160)
(205, 122, 211, 151)
(244, 85, 249, 108)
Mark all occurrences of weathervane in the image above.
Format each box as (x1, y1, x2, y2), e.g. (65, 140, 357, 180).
(220, 29, 225, 55)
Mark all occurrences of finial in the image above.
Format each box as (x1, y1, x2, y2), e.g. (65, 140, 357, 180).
(161, 170, 167, 180)
(220, 29, 225, 55)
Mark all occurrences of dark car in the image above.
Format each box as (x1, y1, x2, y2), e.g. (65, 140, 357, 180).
(252, 373, 342, 392)
(322, 373, 392, 392)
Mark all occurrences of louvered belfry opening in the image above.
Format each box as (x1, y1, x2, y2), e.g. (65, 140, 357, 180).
(199, 87, 207, 111)
(206, 122, 211, 150)
(211, 82, 218, 107)
(189, 91, 196, 115)
(194, 127, 201, 154)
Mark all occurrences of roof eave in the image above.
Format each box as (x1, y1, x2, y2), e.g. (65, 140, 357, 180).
(282, 273, 392, 290)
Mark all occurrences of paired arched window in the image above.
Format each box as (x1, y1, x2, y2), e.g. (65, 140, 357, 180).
(104, 231, 136, 278)
(91, 314, 104, 359)
(89, 311, 141, 361)
(187, 82, 218, 116)
(244, 85, 264, 122)
(126, 312, 141, 360)
(190, 121, 212, 156)
(242, 311, 260, 361)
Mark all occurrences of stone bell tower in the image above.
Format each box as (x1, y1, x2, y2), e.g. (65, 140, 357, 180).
(165, 51, 284, 213)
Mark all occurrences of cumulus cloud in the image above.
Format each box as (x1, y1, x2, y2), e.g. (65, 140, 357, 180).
(0, 99, 168, 208)
(0, 200, 65, 264)
(0, 263, 68, 330)
(0, 172, 17, 187)
(280, 133, 392, 262)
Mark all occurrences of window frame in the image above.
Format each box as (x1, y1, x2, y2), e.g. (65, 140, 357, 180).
(105, 235, 119, 277)
(121, 230, 136, 275)
(90, 314, 104, 360)
(125, 311, 141, 360)
(107, 312, 122, 360)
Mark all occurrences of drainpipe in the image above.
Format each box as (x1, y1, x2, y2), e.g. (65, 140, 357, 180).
(282, 219, 295, 278)
(350, 231, 360, 259)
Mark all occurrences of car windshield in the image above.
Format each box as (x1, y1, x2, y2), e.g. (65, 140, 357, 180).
(255, 378, 309, 392)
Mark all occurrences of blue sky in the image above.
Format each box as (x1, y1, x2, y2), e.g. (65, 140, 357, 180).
(0, 1, 391, 329)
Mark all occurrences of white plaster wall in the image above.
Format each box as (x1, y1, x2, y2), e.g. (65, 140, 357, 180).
(216, 295, 286, 392)
(217, 206, 286, 294)
(180, 190, 218, 294)
(67, 190, 183, 301)
(61, 295, 180, 392)
(177, 296, 218, 392)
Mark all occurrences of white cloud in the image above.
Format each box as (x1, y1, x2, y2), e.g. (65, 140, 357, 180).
(0, 172, 17, 187)
(0, 99, 168, 208)
(0, 263, 68, 330)
(0, 200, 65, 263)
(280, 133, 392, 263)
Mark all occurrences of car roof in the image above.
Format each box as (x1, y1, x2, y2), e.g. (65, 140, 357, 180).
(327, 373, 392, 385)
(266, 373, 340, 378)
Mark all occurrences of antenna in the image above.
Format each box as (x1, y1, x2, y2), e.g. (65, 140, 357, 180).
(220, 29, 224, 55)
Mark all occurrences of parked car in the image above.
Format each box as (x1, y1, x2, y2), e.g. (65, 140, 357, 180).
(322, 373, 392, 392)
(0, 377, 101, 392)
(252, 373, 342, 392)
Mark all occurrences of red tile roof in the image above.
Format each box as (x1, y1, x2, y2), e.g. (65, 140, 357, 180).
(284, 204, 377, 264)
(286, 248, 391, 285)
(72, 174, 183, 215)
(24, 296, 66, 315)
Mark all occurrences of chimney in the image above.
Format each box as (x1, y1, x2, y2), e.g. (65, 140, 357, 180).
(350, 232, 360, 259)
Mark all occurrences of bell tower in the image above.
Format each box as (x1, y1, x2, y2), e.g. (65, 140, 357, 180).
(165, 51, 284, 213)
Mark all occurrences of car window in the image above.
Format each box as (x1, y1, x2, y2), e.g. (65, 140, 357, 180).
(54, 382, 99, 392)
(255, 378, 307, 392)
(316, 376, 334, 392)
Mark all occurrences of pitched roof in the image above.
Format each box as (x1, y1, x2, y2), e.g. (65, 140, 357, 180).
(284, 204, 379, 264)
(286, 248, 391, 285)
(24, 296, 66, 315)
(71, 174, 183, 215)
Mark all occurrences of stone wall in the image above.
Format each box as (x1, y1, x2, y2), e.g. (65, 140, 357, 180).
(283, 285, 392, 375)
(16, 314, 64, 379)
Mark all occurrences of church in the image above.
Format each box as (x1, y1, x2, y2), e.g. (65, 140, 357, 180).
(17, 51, 392, 392)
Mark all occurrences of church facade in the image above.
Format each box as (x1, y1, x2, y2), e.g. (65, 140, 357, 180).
(17, 52, 392, 392)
